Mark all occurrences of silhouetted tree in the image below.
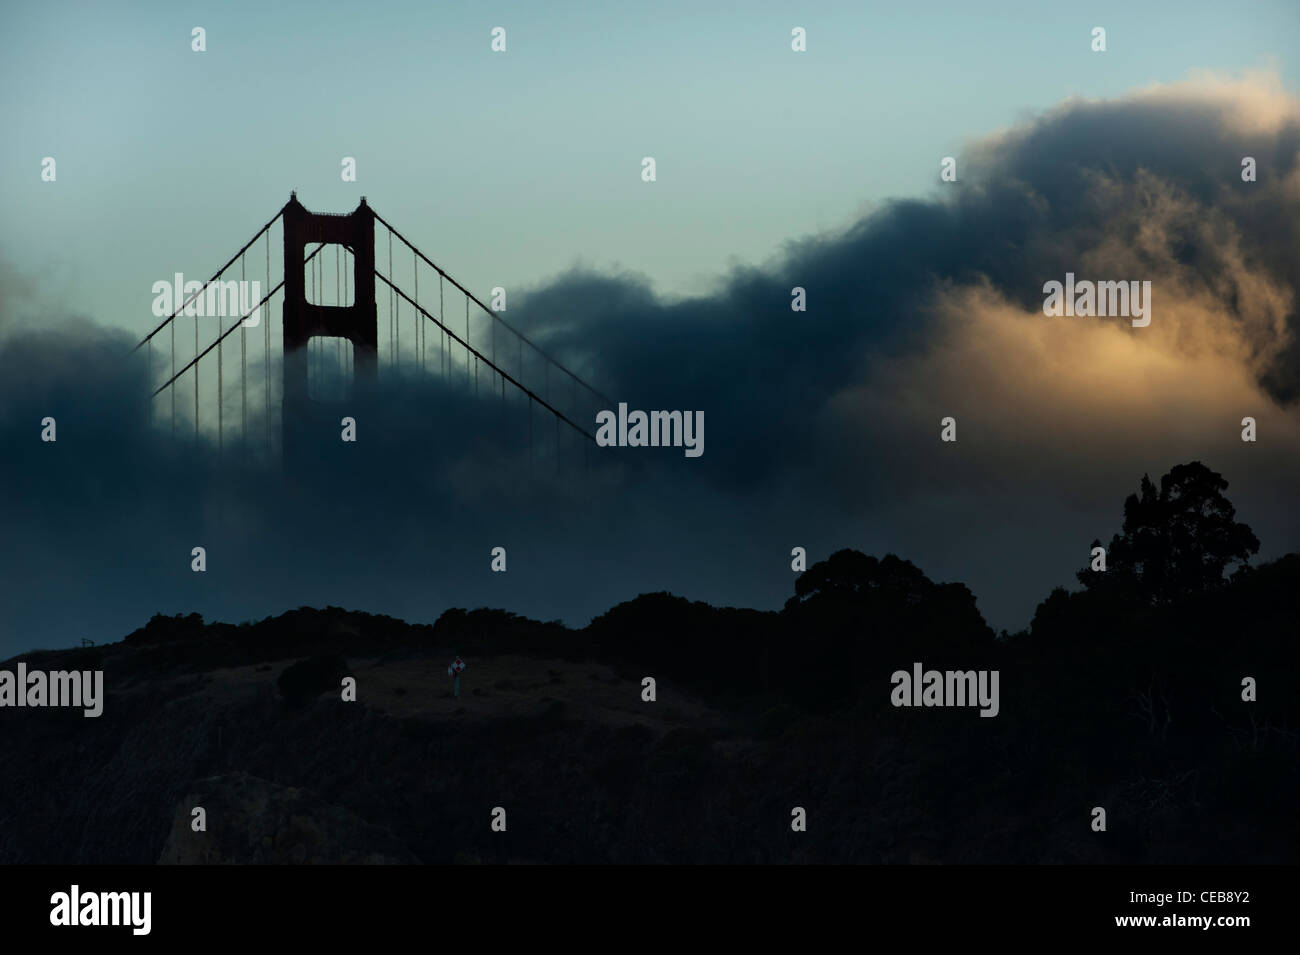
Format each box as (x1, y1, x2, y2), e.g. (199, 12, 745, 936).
(783, 550, 993, 711)
(786, 551, 930, 608)
(1078, 462, 1259, 605)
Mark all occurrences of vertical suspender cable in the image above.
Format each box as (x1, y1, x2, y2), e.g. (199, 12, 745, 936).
(241, 253, 247, 450)
(348, 248, 353, 377)
(340, 242, 345, 382)
(308, 252, 314, 394)
(388, 231, 394, 366)
(394, 244, 400, 369)
(314, 244, 317, 391)
(309, 251, 314, 391)
(194, 311, 199, 441)
(171, 310, 176, 437)
(343, 246, 350, 377)
(218, 277, 224, 450)
(265, 226, 271, 453)
(414, 249, 420, 371)
(318, 249, 324, 383)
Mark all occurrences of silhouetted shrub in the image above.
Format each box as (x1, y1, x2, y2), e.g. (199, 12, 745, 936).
(759, 703, 802, 740)
(64, 647, 104, 670)
(277, 654, 352, 707)
(125, 612, 206, 646)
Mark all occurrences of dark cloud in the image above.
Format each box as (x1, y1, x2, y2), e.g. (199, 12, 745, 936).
(3, 75, 1299, 653)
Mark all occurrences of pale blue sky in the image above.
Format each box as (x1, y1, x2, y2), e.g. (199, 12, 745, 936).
(1, 0, 1296, 339)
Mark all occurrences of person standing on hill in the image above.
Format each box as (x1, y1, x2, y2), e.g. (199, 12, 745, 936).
(448, 656, 465, 698)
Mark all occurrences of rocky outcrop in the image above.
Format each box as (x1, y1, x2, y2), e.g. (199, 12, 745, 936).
(158, 772, 418, 864)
